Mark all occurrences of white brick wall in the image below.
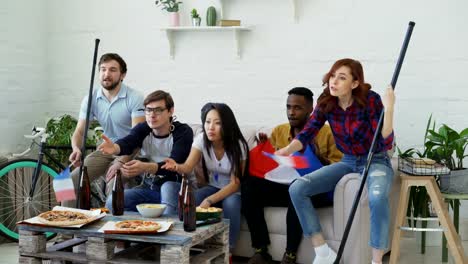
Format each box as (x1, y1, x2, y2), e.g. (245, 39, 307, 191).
(2, 0, 468, 156)
(0, 1, 47, 155)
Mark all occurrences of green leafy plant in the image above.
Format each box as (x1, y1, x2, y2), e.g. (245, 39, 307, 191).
(398, 114, 468, 253)
(191, 8, 200, 18)
(45, 115, 99, 171)
(425, 124, 468, 171)
(155, 0, 182, 12)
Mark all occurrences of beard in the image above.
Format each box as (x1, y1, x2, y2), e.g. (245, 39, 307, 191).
(289, 118, 308, 130)
(101, 79, 121, 91)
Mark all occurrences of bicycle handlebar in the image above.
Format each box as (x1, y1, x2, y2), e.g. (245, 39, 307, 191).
(24, 127, 46, 140)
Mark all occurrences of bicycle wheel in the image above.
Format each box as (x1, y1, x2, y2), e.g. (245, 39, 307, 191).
(0, 158, 60, 241)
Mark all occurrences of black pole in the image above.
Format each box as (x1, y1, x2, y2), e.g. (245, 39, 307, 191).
(76, 38, 100, 208)
(334, 21, 415, 263)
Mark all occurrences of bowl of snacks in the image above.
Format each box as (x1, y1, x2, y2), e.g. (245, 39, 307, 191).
(196, 206, 223, 220)
(136, 204, 167, 218)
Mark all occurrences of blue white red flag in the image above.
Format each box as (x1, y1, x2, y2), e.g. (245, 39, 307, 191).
(53, 166, 76, 202)
(248, 140, 323, 185)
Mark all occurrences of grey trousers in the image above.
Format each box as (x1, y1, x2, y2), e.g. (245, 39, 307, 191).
(62, 151, 115, 208)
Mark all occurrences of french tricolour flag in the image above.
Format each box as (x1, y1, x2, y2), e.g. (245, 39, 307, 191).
(248, 141, 323, 185)
(53, 166, 76, 202)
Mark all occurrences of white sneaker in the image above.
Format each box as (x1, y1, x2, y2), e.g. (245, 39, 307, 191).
(312, 248, 337, 264)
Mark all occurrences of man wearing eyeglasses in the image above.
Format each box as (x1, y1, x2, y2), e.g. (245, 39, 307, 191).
(64, 53, 145, 209)
(98, 90, 193, 214)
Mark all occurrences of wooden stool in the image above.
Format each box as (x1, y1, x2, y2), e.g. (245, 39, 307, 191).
(389, 174, 466, 264)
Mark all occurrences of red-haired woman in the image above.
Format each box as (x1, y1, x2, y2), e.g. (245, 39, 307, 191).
(277, 58, 395, 264)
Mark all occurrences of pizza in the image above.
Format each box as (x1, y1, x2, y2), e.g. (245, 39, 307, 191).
(196, 207, 222, 213)
(115, 220, 161, 232)
(37, 210, 92, 226)
(91, 207, 110, 213)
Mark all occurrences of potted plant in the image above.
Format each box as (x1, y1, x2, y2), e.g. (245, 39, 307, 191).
(425, 121, 468, 193)
(155, 0, 183, 27)
(191, 8, 201, 26)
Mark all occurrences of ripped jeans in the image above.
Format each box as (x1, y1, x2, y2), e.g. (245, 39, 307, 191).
(289, 152, 394, 250)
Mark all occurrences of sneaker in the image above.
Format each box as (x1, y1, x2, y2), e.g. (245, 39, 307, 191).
(280, 252, 297, 264)
(312, 248, 337, 264)
(247, 252, 274, 264)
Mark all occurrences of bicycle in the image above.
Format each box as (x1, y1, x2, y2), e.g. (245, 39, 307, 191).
(0, 127, 102, 241)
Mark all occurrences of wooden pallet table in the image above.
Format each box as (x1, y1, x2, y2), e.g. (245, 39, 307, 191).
(18, 215, 229, 264)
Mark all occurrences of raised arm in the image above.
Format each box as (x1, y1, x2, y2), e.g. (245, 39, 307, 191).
(382, 86, 395, 138)
(163, 147, 202, 175)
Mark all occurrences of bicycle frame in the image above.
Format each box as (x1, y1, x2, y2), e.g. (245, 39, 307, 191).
(29, 139, 66, 199)
(13, 126, 99, 207)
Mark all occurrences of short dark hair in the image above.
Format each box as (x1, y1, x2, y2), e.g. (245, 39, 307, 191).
(144, 90, 174, 109)
(98, 53, 127, 74)
(288, 87, 314, 104)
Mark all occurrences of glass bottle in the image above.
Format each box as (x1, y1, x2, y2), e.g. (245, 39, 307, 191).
(183, 179, 196, 232)
(78, 166, 91, 210)
(112, 170, 124, 216)
(177, 174, 187, 221)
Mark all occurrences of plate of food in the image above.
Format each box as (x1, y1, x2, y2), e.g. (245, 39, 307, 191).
(100, 219, 173, 234)
(19, 206, 106, 228)
(196, 206, 223, 221)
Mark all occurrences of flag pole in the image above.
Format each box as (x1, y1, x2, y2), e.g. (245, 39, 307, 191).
(76, 39, 100, 208)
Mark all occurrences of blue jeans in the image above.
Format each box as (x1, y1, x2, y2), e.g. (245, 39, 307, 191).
(195, 185, 241, 250)
(289, 153, 394, 250)
(106, 181, 180, 215)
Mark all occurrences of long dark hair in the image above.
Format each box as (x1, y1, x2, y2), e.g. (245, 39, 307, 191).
(317, 58, 372, 113)
(201, 103, 249, 179)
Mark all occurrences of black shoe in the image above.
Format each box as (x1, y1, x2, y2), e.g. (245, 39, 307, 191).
(280, 252, 297, 264)
(247, 252, 274, 264)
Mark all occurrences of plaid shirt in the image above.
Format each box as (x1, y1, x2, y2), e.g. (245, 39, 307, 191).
(296, 90, 394, 156)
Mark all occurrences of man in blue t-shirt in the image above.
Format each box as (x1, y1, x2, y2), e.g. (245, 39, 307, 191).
(63, 53, 145, 208)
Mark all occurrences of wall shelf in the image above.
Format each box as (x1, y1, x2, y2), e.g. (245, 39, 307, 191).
(160, 26, 252, 59)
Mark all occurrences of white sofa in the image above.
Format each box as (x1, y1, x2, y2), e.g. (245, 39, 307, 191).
(189, 124, 401, 264)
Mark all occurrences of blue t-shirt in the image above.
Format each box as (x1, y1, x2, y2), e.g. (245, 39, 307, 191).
(79, 83, 144, 142)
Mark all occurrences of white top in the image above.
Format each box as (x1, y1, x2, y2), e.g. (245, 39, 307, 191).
(192, 133, 247, 189)
(140, 133, 174, 163)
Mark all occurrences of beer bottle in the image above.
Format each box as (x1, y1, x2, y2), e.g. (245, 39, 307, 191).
(183, 179, 196, 232)
(177, 174, 187, 221)
(79, 166, 91, 210)
(112, 170, 124, 216)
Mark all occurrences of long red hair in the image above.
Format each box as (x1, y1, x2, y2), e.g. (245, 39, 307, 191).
(317, 58, 371, 113)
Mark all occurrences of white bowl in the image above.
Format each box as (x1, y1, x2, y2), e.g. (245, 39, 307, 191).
(136, 203, 167, 218)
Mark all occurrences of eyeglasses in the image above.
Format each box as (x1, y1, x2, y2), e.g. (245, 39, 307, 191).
(144, 107, 167, 115)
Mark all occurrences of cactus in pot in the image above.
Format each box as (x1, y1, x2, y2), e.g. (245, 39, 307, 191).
(206, 6, 217, 26)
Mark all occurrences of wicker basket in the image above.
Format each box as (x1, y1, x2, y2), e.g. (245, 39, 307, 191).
(398, 157, 450, 176)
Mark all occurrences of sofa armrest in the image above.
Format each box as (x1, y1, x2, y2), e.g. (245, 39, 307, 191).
(332, 158, 401, 241)
(333, 172, 366, 241)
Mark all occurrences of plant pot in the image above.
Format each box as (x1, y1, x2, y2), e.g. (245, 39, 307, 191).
(192, 17, 201, 26)
(169, 12, 180, 27)
(440, 168, 468, 194)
